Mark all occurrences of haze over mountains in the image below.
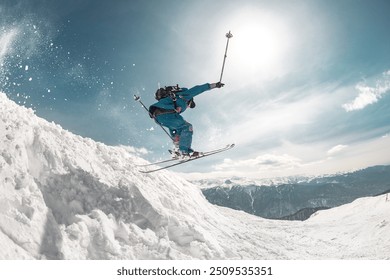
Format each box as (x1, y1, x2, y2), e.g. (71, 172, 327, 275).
(199, 165, 390, 220)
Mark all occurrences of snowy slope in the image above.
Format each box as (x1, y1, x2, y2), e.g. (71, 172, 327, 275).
(1, 92, 389, 260)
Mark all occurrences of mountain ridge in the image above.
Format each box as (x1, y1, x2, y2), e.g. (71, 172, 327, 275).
(200, 165, 390, 220)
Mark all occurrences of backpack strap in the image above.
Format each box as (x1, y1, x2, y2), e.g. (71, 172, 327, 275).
(169, 91, 181, 112)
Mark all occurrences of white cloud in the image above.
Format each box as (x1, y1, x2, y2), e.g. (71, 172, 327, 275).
(327, 144, 348, 155)
(214, 153, 303, 172)
(194, 135, 390, 180)
(342, 70, 390, 111)
(206, 88, 331, 150)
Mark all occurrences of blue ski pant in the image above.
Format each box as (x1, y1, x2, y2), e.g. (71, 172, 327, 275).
(156, 113, 193, 153)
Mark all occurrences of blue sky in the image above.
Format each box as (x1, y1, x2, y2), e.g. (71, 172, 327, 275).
(1, 0, 390, 179)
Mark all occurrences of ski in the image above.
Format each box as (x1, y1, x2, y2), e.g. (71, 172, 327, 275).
(138, 144, 235, 173)
(137, 144, 234, 167)
(137, 156, 179, 167)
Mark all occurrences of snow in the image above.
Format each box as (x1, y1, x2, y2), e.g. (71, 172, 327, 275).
(0, 92, 389, 260)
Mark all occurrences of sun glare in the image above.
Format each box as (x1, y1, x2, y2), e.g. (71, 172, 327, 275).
(226, 9, 293, 82)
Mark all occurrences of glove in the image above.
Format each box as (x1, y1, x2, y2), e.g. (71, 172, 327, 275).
(216, 82, 225, 88)
(210, 82, 225, 89)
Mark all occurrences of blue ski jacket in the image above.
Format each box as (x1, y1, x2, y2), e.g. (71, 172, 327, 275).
(149, 83, 211, 114)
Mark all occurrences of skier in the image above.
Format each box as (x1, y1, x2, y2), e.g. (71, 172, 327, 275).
(149, 82, 224, 158)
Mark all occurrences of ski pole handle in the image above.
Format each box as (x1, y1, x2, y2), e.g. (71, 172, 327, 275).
(134, 95, 151, 117)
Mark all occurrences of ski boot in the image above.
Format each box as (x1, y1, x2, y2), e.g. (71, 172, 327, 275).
(180, 149, 202, 159)
(169, 148, 181, 159)
(169, 135, 181, 159)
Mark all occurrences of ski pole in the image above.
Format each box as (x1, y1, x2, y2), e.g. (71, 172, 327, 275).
(219, 31, 233, 83)
(133, 94, 174, 141)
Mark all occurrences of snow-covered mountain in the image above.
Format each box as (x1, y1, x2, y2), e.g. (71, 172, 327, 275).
(1, 92, 389, 259)
(199, 167, 390, 220)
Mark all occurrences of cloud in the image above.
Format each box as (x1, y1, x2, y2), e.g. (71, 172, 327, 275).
(204, 87, 332, 150)
(214, 153, 303, 172)
(327, 144, 348, 156)
(181, 133, 390, 180)
(342, 70, 390, 111)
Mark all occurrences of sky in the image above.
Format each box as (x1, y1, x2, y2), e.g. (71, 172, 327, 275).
(1, 0, 389, 179)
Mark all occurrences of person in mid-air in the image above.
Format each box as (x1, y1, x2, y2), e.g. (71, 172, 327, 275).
(149, 82, 224, 158)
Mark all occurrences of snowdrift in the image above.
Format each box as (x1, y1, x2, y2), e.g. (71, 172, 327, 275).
(1, 92, 389, 260)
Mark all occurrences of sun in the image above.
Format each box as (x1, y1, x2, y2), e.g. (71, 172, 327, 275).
(235, 22, 283, 68)
(226, 9, 294, 82)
